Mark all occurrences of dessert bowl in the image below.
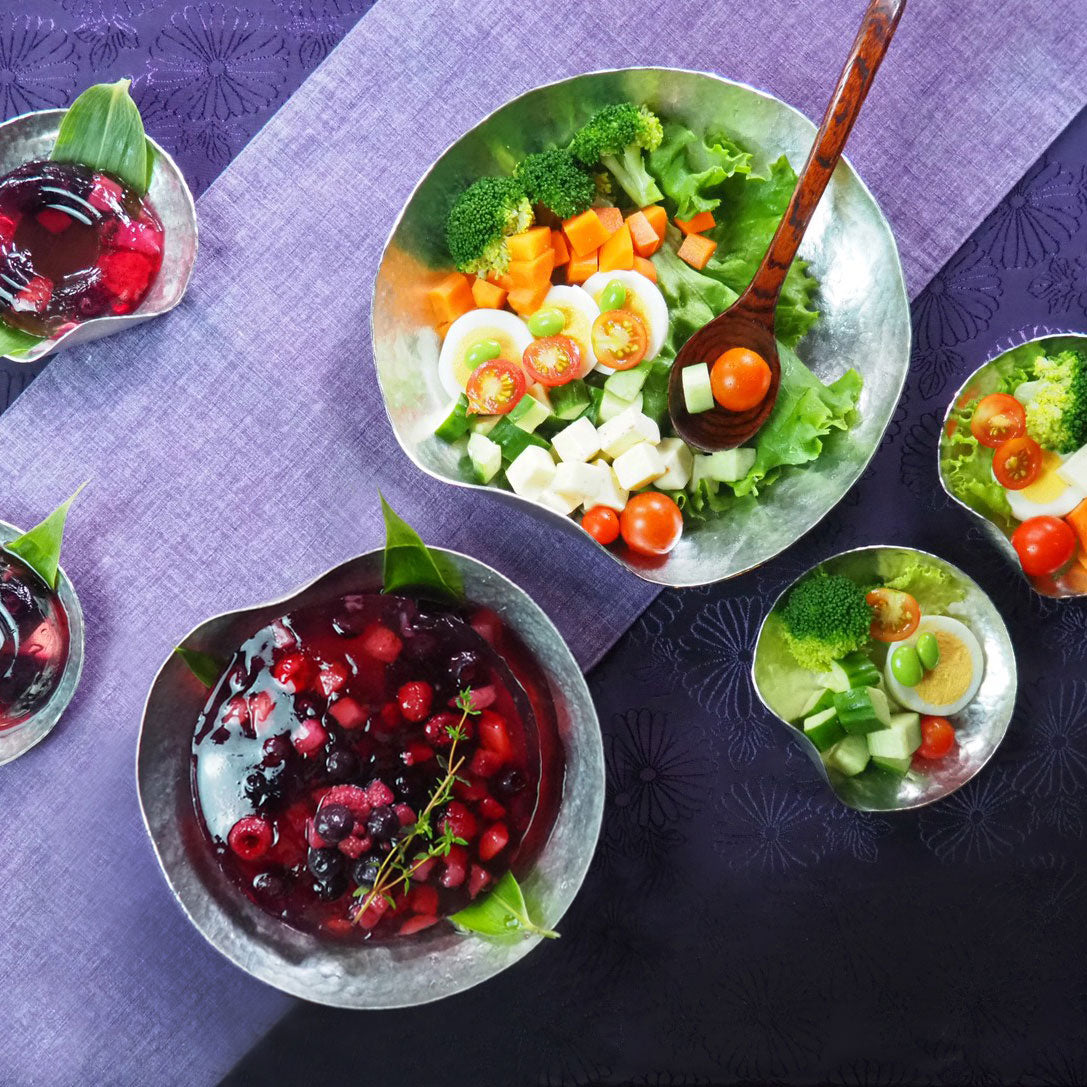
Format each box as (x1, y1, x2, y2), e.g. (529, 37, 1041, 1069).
(371, 67, 910, 587)
(0, 108, 197, 363)
(752, 545, 1016, 811)
(137, 547, 603, 1008)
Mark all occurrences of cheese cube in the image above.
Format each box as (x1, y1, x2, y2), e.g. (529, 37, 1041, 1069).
(1058, 446, 1087, 491)
(613, 442, 666, 491)
(537, 487, 580, 515)
(589, 458, 629, 511)
(655, 437, 694, 490)
(505, 445, 556, 498)
(596, 405, 660, 459)
(552, 461, 607, 503)
(551, 416, 601, 463)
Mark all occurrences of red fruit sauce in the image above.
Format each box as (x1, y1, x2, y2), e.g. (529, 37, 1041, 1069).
(192, 593, 564, 941)
(0, 160, 164, 337)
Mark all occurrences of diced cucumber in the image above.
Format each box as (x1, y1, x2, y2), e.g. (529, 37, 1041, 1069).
(599, 388, 641, 423)
(486, 416, 549, 461)
(466, 431, 501, 483)
(803, 707, 845, 753)
(797, 687, 836, 720)
(817, 662, 851, 693)
(871, 753, 913, 776)
(604, 361, 652, 402)
(468, 414, 498, 436)
(827, 734, 871, 776)
(866, 711, 922, 760)
(833, 686, 892, 735)
(509, 394, 551, 433)
(695, 448, 757, 484)
(434, 395, 470, 442)
(681, 362, 715, 414)
(840, 651, 880, 688)
(550, 379, 592, 421)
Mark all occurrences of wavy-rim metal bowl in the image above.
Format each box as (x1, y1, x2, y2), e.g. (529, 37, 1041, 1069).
(372, 67, 910, 587)
(752, 545, 1016, 811)
(137, 547, 603, 1008)
(0, 519, 84, 764)
(0, 107, 198, 364)
(938, 328, 1087, 599)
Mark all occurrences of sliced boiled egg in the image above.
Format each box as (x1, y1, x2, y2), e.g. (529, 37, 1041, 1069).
(1004, 450, 1087, 521)
(437, 309, 533, 400)
(582, 269, 669, 370)
(883, 615, 984, 717)
(541, 285, 599, 375)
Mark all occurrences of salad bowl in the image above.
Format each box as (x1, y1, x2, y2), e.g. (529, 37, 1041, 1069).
(137, 547, 603, 1008)
(372, 67, 910, 587)
(0, 108, 197, 364)
(752, 545, 1016, 812)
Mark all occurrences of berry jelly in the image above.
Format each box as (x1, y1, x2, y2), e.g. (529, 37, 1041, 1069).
(192, 592, 562, 941)
(0, 160, 164, 337)
(0, 549, 71, 729)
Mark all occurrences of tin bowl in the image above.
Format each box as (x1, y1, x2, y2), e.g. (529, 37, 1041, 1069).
(136, 547, 603, 1008)
(752, 545, 1016, 811)
(371, 67, 910, 587)
(938, 329, 1087, 599)
(0, 108, 198, 364)
(0, 519, 84, 764)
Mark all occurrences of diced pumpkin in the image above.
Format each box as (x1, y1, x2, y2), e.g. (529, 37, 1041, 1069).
(1067, 500, 1087, 565)
(563, 209, 612, 258)
(675, 210, 716, 235)
(428, 272, 474, 325)
(507, 226, 552, 262)
(507, 281, 551, 316)
(550, 229, 571, 267)
(471, 278, 507, 309)
(632, 255, 658, 282)
(677, 233, 717, 270)
(640, 204, 668, 241)
(595, 206, 624, 237)
(626, 210, 661, 257)
(508, 249, 555, 289)
(599, 222, 634, 273)
(487, 270, 515, 292)
(566, 249, 599, 284)
(437, 320, 452, 339)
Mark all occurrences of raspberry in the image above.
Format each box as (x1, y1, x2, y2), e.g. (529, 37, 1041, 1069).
(440, 844, 468, 889)
(305, 818, 330, 849)
(98, 249, 153, 303)
(469, 749, 502, 778)
(291, 718, 328, 756)
(365, 779, 395, 808)
(424, 711, 462, 748)
(410, 854, 437, 881)
(394, 803, 417, 827)
(440, 801, 478, 842)
(320, 785, 371, 818)
(337, 835, 369, 859)
(271, 651, 315, 693)
(397, 681, 433, 722)
(361, 624, 402, 663)
(227, 816, 273, 861)
(327, 695, 366, 730)
(478, 823, 509, 861)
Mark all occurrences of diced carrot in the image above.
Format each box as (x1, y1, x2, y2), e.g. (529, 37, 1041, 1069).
(507, 226, 552, 262)
(563, 209, 611, 258)
(626, 210, 661, 257)
(599, 222, 634, 273)
(675, 210, 716, 235)
(428, 272, 474, 325)
(633, 255, 657, 282)
(471, 278, 507, 309)
(487, 270, 515, 292)
(437, 320, 452, 339)
(595, 206, 624, 237)
(566, 249, 598, 284)
(1067, 500, 1087, 561)
(677, 233, 717, 271)
(550, 230, 571, 267)
(508, 249, 555, 290)
(640, 205, 667, 241)
(507, 281, 551, 316)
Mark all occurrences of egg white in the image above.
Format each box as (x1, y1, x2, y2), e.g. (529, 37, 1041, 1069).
(1002, 451, 1087, 521)
(582, 269, 669, 371)
(541, 285, 598, 376)
(437, 309, 533, 399)
(883, 615, 984, 717)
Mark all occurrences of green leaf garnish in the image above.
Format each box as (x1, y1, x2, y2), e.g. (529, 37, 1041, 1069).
(51, 79, 156, 196)
(380, 494, 463, 600)
(174, 647, 227, 688)
(0, 321, 44, 360)
(4, 482, 86, 588)
(449, 872, 559, 940)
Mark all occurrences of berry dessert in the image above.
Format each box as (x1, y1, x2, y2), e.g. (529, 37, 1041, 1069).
(0, 548, 71, 729)
(192, 592, 561, 940)
(0, 160, 164, 338)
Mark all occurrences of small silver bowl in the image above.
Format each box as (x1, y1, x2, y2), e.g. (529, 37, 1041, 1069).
(0, 108, 198, 363)
(938, 329, 1087, 600)
(0, 519, 84, 764)
(137, 547, 603, 1008)
(372, 67, 910, 587)
(752, 545, 1016, 811)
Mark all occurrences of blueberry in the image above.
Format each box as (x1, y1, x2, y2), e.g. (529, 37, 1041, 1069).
(244, 770, 283, 810)
(253, 871, 287, 899)
(294, 694, 326, 719)
(332, 611, 367, 638)
(366, 806, 400, 843)
(307, 847, 344, 880)
(314, 872, 348, 901)
(262, 734, 292, 767)
(352, 855, 381, 887)
(325, 747, 359, 782)
(314, 803, 353, 843)
(445, 650, 481, 688)
(495, 769, 527, 798)
(392, 771, 423, 802)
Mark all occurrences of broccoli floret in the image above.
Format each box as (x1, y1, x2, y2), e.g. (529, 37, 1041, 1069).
(515, 149, 595, 220)
(780, 572, 872, 672)
(569, 103, 665, 207)
(445, 176, 533, 277)
(1024, 348, 1087, 453)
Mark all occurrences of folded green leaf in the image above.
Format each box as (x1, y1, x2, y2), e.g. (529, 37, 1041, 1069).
(449, 871, 558, 940)
(4, 482, 87, 588)
(646, 122, 752, 220)
(175, 647, 227, 688)
(0, 321, 45, 360)
(381, 495, 463, 601)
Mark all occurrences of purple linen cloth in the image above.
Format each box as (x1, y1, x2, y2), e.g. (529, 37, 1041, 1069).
(0, 1, 1085, 1085)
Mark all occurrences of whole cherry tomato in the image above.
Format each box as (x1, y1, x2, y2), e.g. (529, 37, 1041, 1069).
(1011, 515, 1077, 576)
(992, 435, 1042, 490)
(619, 493, 683, 557)
(581, 505, 620, 545)
(710, 347, 772, 412)
(917, 716, 956, 759)
(970, 393, 1026, 448)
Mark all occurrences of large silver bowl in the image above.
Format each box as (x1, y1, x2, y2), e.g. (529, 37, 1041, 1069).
(752, 545, 1016, 811)
(137, 548, 603, 1008)
(0, 108, 197, 363)
(372, 67, 910, 587)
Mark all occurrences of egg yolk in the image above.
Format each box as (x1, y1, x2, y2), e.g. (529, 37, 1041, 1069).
(914, 631, 972, 705)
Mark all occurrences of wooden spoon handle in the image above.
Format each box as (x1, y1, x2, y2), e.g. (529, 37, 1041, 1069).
(739, 0, 906, 315)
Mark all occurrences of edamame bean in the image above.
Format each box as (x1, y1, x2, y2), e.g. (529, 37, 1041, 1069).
(465, 338, 502, 368)
(916, 631, 940, 671)
(890, 645, 924, 687)
(527, 308, 565, 337)
(599, 280, 627, 311)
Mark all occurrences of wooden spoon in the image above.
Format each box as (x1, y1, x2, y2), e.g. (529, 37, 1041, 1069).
(667, 0, 906, 452)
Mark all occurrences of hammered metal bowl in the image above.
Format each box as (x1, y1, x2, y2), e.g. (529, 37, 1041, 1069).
(0, 108, 197, 363)
(137, 548, 603, 1008)
(752, 545, 1016, 811)
(0, 519, 84, 764)
(372, 67, 910, 587)
(938, 330, 1087, 600)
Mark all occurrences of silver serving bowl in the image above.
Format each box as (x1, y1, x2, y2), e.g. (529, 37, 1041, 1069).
(752, 545, 1016, 811)
(939, 329, 1087, 599)
(372, 67, 910, 587)
(0, 519, 84, 764)
(0, 108, 197, 363)
(137, 548, 603, 1008)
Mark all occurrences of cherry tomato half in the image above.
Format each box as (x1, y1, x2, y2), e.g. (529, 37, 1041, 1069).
(522, 335, 583, 386)
(1011, 515, 1077, 576)
(581, 505, 620, 545)
(619, 492, 683, 557)
(992, 435, 1042, 490)
(917, 716, 956, 760)
(865, 588, 921, 643)
(465, 358, 526, 414)
(970, 393, 1026, 448)
(710, 347, 772, 412)
(591, 310, 648, 370)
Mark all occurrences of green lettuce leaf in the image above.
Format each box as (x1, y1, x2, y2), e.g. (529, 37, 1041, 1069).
(645, 122, 752, 220)
(0, 321, 44, 360)
(449, 871, 558, 940)
(4, 483, 86, 588)
(381, 495, 463, 601)
(874, 552, 966, 613)
(175, 647, 227, 688)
